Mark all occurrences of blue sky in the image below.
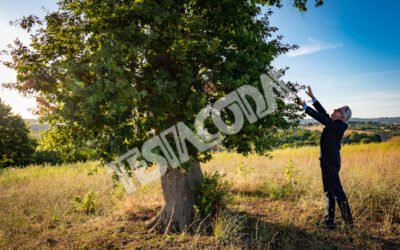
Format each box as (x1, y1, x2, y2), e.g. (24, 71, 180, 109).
(267, 0, 400, 118)
(0, 0, 399, 118)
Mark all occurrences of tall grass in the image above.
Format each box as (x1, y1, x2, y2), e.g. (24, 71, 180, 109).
(0, 141, 399, 248)
(0, 162, 116, 248)
(202, 141, 400, 235)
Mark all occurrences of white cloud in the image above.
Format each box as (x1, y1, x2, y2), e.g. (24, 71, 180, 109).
(287, 38, 342, 57)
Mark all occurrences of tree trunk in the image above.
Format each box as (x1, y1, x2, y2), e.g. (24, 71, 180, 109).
(146, 160, 203, 233)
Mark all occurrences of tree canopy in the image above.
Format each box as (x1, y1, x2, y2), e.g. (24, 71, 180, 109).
(1, 0, 312, 166)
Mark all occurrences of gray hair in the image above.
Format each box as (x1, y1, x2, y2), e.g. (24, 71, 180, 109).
(341, 105, 352, 123)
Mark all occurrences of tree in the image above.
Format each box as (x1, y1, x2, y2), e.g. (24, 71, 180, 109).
(1, 0, 322, 232)
(360, 138, 371, 144)
(0, 98, 37, 168)
(38, 124, 97, 163)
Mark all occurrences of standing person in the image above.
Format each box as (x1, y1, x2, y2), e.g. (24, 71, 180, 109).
(296, 86, 354, 230)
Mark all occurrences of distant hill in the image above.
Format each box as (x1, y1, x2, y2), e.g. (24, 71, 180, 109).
(24, 119, 50, 138)
(301, 117, 400, 125)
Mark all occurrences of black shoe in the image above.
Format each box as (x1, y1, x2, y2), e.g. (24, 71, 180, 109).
(317, 219, 336, 230)
(344, 223, 354, 230)
(325, 223, 336, 230)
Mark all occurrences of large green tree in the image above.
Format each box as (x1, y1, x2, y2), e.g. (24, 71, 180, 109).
(0, 98, 37, 168)
(2, 0, 322, 232)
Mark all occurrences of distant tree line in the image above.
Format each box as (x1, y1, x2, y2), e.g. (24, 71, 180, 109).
(348, 121, 400, 137)
(274, 129, 382, 149)
(273, 129, 321, 149)
(342, 131, 381, 144)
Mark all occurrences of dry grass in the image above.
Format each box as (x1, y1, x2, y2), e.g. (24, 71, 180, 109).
(202, 142, 400, 247)
(389, 135, 400, 142)
(0, 141, 399, 248)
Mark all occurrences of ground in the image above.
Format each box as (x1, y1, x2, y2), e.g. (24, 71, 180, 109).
(1, 142, 399, 249)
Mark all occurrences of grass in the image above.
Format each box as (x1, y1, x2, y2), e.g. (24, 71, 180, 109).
(0, 141, 399, 248)
(389, 135, 400, 142)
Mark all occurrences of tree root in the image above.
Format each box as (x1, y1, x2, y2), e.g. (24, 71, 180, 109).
(145, 207, 180, 234)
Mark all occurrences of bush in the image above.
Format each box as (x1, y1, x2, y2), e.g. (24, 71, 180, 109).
(343, 132, 381, 144)
(32, 150, 63, 165)
(38, 125, 98, 163)
(192, 171, 231, 218)
(0, 98, 37, 168)
(73, 191, 96, 215)
(360, 138, 371, 144)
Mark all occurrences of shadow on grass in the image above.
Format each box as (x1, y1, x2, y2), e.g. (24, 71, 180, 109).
(211, 209, 400, 249)
(124, 204, 400, 249)
(213, 210, 339, 249)
(230, 184, 300, 200)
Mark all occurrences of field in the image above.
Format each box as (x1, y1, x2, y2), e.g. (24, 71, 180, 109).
(306, 125, 375, 136)
(1, 141, 399, 249)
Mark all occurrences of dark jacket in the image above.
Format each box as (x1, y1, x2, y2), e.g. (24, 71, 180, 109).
(305, 101, 348, 167)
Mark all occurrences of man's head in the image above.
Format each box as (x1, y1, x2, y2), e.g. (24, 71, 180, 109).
(330, 105, 352, 123)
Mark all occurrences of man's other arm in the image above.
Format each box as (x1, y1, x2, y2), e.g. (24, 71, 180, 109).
(302, 103, 344, 133)
(311, 98, 329, 117)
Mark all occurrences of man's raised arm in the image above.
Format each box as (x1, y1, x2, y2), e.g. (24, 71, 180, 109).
(306, 85, 329, 117)
(296, 95, 345, 134)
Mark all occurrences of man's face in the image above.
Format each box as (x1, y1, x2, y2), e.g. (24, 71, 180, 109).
(330, 107, 346, 120)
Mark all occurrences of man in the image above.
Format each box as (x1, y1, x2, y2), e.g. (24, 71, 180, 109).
(296, 86, 354, 230)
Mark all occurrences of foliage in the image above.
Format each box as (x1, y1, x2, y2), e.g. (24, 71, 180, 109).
(348, 121, 400, 137)
(31, 150, 63, 165)
(234, 160, 254, 177)
(192, 171, 231, 218)
(73, 191, 96, 215)
(38, 125, 97, 163)
(1, 0, 307, 166)
(274, 128, 382, 148)
(284, 159, 295, 181)
(265, 0, 323, 12)
(342, 131, 381, 144)
(360, 138, 371, 144)
(0, 98, 37, 168)
(274, 128, 321, 148)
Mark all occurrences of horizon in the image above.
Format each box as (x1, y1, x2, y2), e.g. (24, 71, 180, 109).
(22, 116, 400, 123)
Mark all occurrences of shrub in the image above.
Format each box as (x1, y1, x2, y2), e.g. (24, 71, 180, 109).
(31, 150, 62, 165)
(73, 191, 96, 215)
(192, 171, 231, 218)
(360, 138, 371, 144)
(234, 160, 254, 177)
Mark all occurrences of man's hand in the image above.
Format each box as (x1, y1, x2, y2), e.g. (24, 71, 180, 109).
(295, 95, 305, 106)
(305, 85, 315, 99)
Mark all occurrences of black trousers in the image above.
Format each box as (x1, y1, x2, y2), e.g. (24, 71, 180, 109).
(320, 157, 354, 225)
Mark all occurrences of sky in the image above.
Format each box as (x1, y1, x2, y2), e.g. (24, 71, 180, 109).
(0, 0, 399, 118)
(267, 0, 400, 118)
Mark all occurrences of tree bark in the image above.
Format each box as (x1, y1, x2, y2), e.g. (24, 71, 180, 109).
(146, 160, 203, 233)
